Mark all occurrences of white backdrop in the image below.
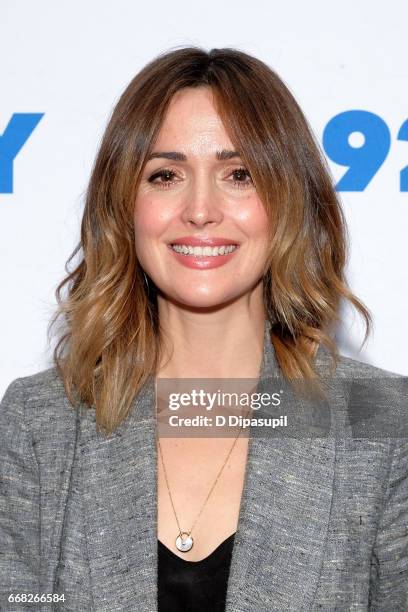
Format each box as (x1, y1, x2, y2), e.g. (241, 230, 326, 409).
(1, 0, 407, 396)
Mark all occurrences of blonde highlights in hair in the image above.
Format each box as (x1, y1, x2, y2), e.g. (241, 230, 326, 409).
(48, 47, 371, 435)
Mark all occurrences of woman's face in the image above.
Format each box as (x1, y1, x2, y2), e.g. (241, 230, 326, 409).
(134, 86, 270, 309)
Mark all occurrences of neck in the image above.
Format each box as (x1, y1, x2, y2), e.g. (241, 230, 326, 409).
(156, 291, 267, 380)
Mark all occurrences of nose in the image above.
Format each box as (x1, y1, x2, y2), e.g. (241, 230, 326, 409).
(180, 176, 223, 228)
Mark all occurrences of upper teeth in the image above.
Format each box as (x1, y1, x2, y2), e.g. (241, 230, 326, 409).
(171, 244, 237, 256)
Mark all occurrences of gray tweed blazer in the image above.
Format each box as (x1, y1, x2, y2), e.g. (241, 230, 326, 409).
(1, 320, 407, 611)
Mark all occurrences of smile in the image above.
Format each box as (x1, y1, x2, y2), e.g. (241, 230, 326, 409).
(167, 243, 240, 269)
(170, 244, 238, 257)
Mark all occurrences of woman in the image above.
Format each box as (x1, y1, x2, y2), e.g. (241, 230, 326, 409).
(0, 47, 407, 612)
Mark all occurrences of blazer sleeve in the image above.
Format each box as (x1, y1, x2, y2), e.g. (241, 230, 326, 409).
(369, 438, 408, 610)
(0, 378, 40, 604)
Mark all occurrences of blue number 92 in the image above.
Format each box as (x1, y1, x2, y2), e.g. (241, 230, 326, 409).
(322, 110, 408, 192)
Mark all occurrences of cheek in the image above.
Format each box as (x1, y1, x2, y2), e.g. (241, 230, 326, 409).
(234, 198, 269, 238)
(133, 197, 171, 240)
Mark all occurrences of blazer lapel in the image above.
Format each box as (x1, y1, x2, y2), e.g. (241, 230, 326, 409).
(81, 320, 339, 611)
(225, 329, 338, 610)
(80, 376, 158, 611)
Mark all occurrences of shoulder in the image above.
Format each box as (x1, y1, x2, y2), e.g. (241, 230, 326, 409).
(317, 347, 406, 398)
(333, 353, 407, 405)
(330, 354, 407, 449)
(315, 342, 404, 380)
(0, 366, 85, 444)
(314, 348, 407, 434)
(2, 365, 67, 403)
(333, 352, 404, 380)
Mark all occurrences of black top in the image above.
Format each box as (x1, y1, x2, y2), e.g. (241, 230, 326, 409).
(158, 532, 236, 612)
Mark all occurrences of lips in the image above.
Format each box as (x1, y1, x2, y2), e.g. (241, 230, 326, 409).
(167, 236, 240, 270)
(169, 236, 239, 247)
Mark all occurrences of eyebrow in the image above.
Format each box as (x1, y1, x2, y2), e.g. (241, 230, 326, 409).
(146, 149, 241, 162)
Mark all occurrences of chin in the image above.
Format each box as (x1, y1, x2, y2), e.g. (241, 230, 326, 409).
(164, 287, 243, 310)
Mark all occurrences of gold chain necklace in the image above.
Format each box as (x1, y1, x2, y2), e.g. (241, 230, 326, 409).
(157, 407, 251, 553)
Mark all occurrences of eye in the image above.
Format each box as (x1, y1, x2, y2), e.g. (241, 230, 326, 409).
(146, 166, 254, 190)
(228, 167, 254, 189)
(147, 168, 181, 189)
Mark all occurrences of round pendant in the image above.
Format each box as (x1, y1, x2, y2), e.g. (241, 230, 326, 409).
(175, 532, 194, 552)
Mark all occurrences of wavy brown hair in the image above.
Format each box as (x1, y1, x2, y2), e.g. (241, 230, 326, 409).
(48, 46, 371, 435)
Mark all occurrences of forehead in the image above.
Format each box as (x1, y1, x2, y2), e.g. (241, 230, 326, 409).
(153, 86, 233, 153)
